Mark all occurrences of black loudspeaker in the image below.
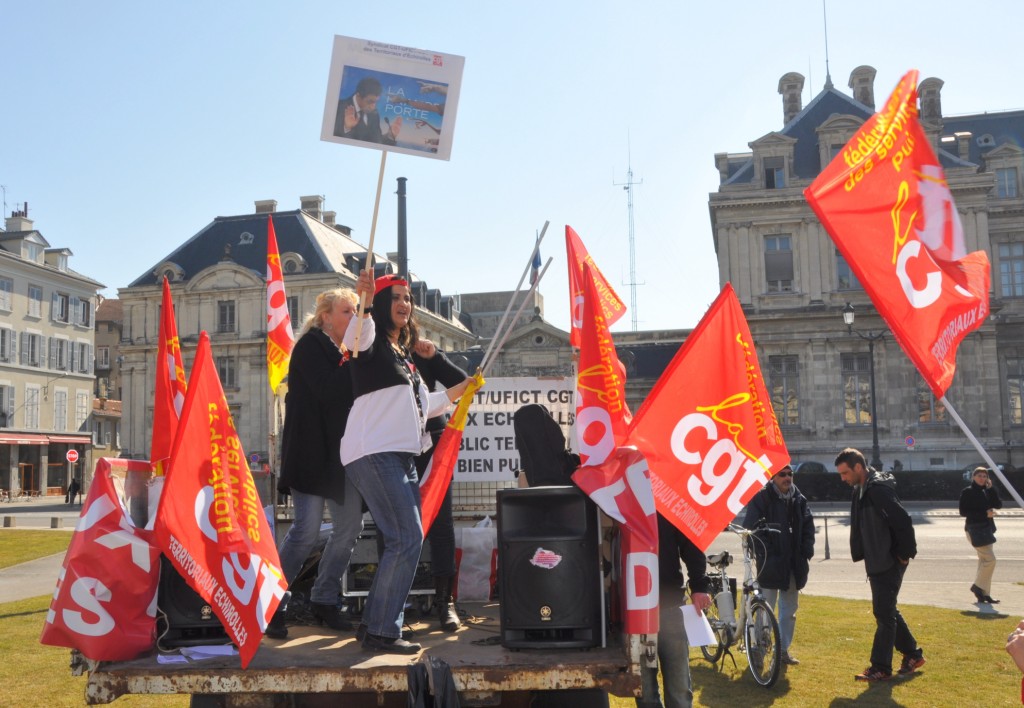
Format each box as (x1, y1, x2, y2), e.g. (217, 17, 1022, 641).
(156, 555, 230, 647)
(497, 486, 603, 649)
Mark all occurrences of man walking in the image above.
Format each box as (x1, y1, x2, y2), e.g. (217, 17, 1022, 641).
(742, 464, 814, 666)
(835, 447, 925, 681)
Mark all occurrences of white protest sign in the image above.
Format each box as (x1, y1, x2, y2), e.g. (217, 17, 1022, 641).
(320, 35, 465, 161)
(457, 377, 575, 482)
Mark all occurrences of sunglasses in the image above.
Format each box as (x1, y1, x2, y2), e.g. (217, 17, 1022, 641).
(776, 471, 793, 478)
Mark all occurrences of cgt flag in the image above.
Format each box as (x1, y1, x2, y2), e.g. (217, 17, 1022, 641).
(420, 371, 485, 537)
(266, 216, 295, 394)
(566, 225, 626, 348)
(572, 447, 658, 634)
(153, 332, 287, 668)
(625, 284, 790, 551)
(805, 70, 990, 398)
(575, 261, 631, 468)
(150, 276, 187, 477)
(41, 458, 160, 661)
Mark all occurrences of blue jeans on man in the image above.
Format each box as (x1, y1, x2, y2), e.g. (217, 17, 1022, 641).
(277, 476, 364, 606)
(345, 452, 424, 639)
(761, 575, 799, 653)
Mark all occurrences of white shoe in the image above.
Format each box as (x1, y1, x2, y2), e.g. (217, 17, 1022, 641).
(782, 651, 800, 665)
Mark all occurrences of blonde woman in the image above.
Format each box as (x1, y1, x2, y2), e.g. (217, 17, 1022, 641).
(269, 280, 370, 638)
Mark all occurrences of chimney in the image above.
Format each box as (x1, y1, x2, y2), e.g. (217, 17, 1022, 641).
(322, 210, 336, 227)
(848, 65, 877, 109)
(919, 77, 944, 124)
(299, 195, 324, 220)
(955, 132, 973, 161)
(778, 72, 805, 125)
(254, 199, 277, 214)
(5, 202, 33, 232)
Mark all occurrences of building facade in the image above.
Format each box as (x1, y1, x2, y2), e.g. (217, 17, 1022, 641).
(709, 66, 1024, 471)
(118, 196, 477, 463)
(0, 208, 101, 496)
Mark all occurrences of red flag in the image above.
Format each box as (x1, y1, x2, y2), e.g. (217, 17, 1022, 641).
(266, 216, 295, 393)
(566, 225, 626, 348)
(153, 332, 287, 668)
(420, 372, 485, 537)
(572, 447, 658, 634)
(151, 277, 187, 476)
(575, 261, 631, 467)
(805, 70, 990, 398)
(625, 285, 790, 551)
(41, 458, 160, 661)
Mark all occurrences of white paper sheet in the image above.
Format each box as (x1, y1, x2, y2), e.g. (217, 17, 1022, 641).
(680, 604, 717, 647)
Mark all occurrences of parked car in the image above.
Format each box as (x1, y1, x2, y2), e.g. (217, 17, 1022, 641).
(791, 461, 828, 475)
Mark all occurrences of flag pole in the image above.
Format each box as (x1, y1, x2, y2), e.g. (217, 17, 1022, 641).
(352, 150, 388, 357)
(482, 257, 553, 378)
(940, 395, 1024, 508)
(480, 221, 549, 372)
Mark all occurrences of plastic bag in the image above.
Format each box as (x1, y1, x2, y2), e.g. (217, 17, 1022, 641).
(456, 517, 497, 601)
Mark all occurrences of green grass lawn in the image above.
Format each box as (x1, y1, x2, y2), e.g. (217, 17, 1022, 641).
(0, 529, 73, 569)
(610, 595, 1022, 707)
(3, 527, 1019, 706)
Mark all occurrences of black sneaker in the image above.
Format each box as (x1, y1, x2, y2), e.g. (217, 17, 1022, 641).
(362, 632, 421, 654)
(357, 623, 415, 642)
(310, 602, 355, 631)
(854, 666, 892, 681)
(897, 653, 925, 675)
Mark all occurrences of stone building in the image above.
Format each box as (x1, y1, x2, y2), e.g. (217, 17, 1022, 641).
(709, 66, 1024, 471)
(117, 195, 476, 462)
(0, 207, 101, 496)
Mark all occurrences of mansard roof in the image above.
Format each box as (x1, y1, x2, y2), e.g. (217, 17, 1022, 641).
(128, 209, 368, 287)
(725, 87, 874, 186)
(942, 109, 1024, 165)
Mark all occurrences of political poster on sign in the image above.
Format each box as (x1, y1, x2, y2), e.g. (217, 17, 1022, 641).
(320, 35, 465, 160)
(455, 377, 575, 482)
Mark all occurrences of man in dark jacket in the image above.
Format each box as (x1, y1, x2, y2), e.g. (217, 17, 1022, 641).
(835, 447, 925, 681)
(635, 513, 712, 708)
(959, 466, 1002, 603)
(742, 464, 814, 665)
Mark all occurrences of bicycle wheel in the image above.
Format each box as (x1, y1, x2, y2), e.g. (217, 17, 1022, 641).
(700, 579, 732, 663)
(743, 597, 781, 687)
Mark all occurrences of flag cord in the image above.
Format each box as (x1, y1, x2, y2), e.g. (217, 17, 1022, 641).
(480, 221, 549, 372)
(940, 395, 1024, 508)
(352, 150, 389, 358)
(481, 257, 553, 379)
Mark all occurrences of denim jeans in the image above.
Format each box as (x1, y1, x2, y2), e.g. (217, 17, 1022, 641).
(868, 563, 919, 673)
(345, 451, 424, 639)
(277, 478, 364, 606)
(761, 575, 799, 652)
(636, 584, 692, 708)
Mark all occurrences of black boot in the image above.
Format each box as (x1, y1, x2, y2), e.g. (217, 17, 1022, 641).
(434, 576, 461, 632)
(970, 584, 986, 602)
(310, 602, 355, 630)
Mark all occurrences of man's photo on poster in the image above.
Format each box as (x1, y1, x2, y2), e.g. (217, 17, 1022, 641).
(330, 66, 449, 155)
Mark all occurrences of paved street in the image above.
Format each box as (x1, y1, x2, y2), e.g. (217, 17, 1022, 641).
(3, 498, 1023, 620)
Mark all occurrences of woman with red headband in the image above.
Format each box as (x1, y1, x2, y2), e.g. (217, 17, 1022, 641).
(342, 273, 473, 654)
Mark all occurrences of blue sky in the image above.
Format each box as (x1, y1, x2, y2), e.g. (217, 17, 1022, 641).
(3, 0, 1023, 333)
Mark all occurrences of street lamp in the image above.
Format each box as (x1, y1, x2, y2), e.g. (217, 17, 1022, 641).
(842, 302, 885, 471)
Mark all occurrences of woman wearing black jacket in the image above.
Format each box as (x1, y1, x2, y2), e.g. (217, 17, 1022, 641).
(270, 282, 369, 638)
(959, 467, 1002, 604)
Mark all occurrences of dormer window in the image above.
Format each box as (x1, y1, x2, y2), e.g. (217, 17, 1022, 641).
(765, 157, 785, 188)
(56, 253, 68, 271)
(24, 242, 43, 262)
(997, 167, 1019, 199)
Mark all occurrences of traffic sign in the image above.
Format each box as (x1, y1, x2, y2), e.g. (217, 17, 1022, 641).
(66, 449, 79, 463)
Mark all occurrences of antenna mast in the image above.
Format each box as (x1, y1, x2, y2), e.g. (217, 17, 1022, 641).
(614, 138, 643, 331)
(823, 0, 834, 89)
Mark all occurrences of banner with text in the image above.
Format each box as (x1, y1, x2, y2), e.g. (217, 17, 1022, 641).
(626, 285, 791, 551)
(456, 377, 574, 482)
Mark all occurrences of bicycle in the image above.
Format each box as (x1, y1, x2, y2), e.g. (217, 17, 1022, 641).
(700, 521, 782, 688)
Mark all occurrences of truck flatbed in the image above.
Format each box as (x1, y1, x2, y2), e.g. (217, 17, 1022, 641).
(83, 602, 642, 706)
